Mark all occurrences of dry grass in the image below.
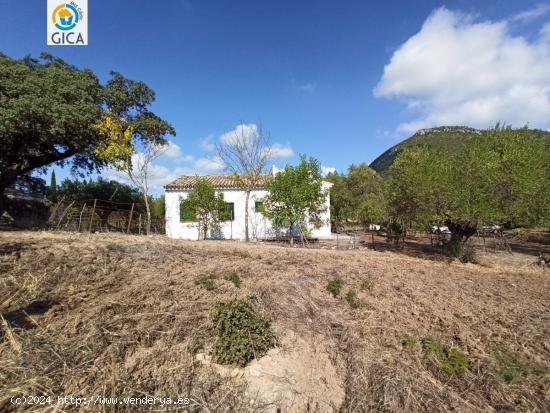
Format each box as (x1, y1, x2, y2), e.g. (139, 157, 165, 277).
(0, 231, 549, 412)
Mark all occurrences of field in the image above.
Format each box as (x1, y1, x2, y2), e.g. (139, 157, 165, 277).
(1, 231, 549, 412)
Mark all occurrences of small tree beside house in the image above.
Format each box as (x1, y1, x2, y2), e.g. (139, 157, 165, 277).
(263, 156, 327, 245)
(181, 179, 226, 240)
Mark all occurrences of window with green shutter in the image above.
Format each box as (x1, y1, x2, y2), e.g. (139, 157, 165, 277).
(221, 202, 234, 221)
(255, 201, 265, 213)
(180, 200, 196, 222)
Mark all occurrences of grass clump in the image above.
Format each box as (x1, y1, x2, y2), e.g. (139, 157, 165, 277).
(212, 297, 276, 366)
(402, 336, 419, 348)
(327, 277, 344, 297)
(422, 337, 468, 375)
(194, 274, 216, 291)
(495, 351, 547, 384)
(225, 272, 241, 288)
(346, 290, 360, 308)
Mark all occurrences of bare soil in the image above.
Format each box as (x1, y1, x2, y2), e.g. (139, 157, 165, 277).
(0, 231, 549, 412)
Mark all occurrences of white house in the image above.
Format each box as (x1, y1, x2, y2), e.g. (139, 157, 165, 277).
(164, 169, 332, 241)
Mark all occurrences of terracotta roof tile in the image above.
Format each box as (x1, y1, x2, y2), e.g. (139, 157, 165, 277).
(165, 175, 271, 190)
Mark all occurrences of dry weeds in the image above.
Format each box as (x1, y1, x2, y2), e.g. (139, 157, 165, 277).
(0, 231, 548, 412)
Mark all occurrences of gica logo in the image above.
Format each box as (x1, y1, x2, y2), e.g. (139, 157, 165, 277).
(47, 0, 88, 45)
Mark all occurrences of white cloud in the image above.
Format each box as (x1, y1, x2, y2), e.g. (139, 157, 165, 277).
(374, 7, 550, 134)
(156, 140, 194, 162)
(509, 4, 550, 24)
(199, 134, 216, 151)
(321, 165, 336, 176)
(267, 143, 294, 159)
(193, 156, 226, 173)
(219, 123, 259, 146)
(218, 123, 294, 160)
(162, 140, 182, 157)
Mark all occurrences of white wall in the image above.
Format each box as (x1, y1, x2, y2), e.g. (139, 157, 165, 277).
(165, 183, 332, 241)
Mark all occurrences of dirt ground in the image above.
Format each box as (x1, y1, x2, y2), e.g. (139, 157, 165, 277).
(0, 231, 548, 412)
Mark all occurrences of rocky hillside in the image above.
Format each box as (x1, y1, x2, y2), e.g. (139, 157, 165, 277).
(370, 126, 482, 174)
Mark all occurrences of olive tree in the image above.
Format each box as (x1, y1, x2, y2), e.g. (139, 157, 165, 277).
(182, 179, 226, 240)
(263, 156, 327, 245)
(387, 126, 550, 258)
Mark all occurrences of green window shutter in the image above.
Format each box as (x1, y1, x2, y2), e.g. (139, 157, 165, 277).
(255, 201, 265, 213)
(180, 200, 196, 222)
(222, 202, 234, 221)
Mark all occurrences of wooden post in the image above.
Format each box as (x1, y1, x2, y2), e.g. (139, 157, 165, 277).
(127, 203, 135, 234)
(88, 199, 97, 232)
(77, 203, 86, 232)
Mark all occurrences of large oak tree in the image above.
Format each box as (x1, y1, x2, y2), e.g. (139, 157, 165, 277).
(0, 52, 175, 211)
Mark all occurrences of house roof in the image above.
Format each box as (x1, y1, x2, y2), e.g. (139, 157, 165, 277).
(165, 175, 272, 190)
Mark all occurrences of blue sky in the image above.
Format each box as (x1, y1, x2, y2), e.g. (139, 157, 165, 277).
(1, 0, 550, 193)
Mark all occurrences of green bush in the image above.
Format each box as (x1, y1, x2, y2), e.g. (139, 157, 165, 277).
(194, 274, 216, 291)
(225, 272, 241, 288)
(346, 290, 359, 308)
(212, 297, 276, 366)
(495, 351, 547, 384)
(422, 337, 468, 375)
(327, 277, 344, 297)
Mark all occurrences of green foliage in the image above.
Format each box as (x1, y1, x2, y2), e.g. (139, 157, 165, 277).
(225, 272, 241, 288)
(327, 164, 386, 228)
(0, 52, 174, 197)
(370, 126, 487, 174)
(194, 274, 216, 291)
(386, 126, 550, 257)
(212, 298, 276, 366)
(184, 179, 226, 240)
(149, 195, 165, 220)
(263, 155, 327, 244)
(422, 337, 468, 375)
(49, 171, 57, 201)
(386, 221, 405, 245)
(180, 199, 197, 221)
(220, 202, 234, 221)
(345, 290, 359, 308)
(495, 351, 547, 384)
(57, 178, 142, 204)
(327, 277, 344, 297)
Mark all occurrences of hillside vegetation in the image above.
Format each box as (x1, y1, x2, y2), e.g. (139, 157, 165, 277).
(369, 126, 550, 174)
(1, 232, 549, 412)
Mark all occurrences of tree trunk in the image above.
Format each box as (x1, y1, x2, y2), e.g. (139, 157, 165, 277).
(445, 220, 477, 258)
(244, 190, 250, 242)
(289, 223, 294, 246)
(143, 192, 152, 235)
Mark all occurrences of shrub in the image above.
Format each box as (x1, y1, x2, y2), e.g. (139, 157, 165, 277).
(326, 277, 344, 297)
(346, 290, 359, 308)
(212, 297, 276, 366)
(495, 351, 547, 384)
(422, 337, 468, 375)
(225, 272, 241, 288)
(194, 274, 216, 291)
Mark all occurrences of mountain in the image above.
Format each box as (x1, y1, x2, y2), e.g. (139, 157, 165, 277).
(369, 126, 482, 174)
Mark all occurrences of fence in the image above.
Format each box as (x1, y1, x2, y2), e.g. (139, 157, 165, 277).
(48, 198, 165, 235)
